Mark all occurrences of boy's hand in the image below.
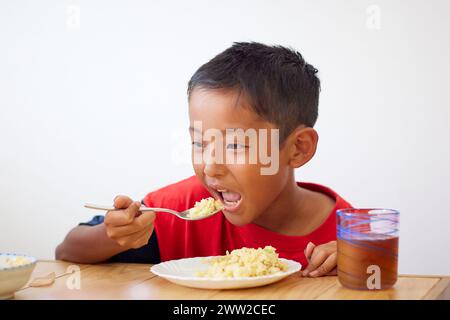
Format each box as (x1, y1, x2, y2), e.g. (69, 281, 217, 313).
(104, 195, 156, 249)
(302, 241, 337, 277)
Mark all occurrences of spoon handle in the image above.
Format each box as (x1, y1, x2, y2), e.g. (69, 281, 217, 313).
(84, 203, 178, 214)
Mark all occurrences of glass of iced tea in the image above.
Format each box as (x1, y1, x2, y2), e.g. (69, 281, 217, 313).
(337, 208, 399, 290)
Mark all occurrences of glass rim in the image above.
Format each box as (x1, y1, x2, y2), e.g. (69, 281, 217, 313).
(336, 208, 399, 217)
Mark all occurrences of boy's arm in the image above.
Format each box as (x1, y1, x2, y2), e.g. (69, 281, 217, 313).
(55, 196, 156, 264)
(55, 223, 127, 264)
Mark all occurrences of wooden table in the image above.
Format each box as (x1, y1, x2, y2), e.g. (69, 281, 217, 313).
(14, 260, 450, 300)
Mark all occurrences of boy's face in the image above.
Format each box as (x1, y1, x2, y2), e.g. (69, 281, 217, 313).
(189, 88, 292, 226)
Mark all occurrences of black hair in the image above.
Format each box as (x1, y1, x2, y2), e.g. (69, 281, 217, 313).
(187, 42, 320, 142)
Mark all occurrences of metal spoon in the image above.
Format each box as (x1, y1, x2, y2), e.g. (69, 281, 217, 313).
(83, 203, 222, 221)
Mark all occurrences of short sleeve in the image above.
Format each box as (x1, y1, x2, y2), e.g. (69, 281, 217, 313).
(79, 215, 105, 226)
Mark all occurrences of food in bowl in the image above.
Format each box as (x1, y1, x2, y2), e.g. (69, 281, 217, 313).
(0, 253, 37, 300)
(187, 197, 223, 219)
(2, 256, 32, 268)
(196, 246, 287, 278)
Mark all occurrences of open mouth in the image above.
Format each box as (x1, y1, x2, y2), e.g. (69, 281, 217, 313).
(208, 184, 243, 213)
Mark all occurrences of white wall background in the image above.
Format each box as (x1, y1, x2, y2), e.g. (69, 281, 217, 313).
(1, 0, 449, 275)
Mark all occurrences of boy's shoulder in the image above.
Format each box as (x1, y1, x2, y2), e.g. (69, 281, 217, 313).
(299, 182, 350, 209)
(142, 176, 209, 209)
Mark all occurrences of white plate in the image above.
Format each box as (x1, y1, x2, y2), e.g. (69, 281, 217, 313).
(150, 256, 301, 290)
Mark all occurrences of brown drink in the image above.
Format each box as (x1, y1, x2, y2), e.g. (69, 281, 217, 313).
(337, 209, 399, 290)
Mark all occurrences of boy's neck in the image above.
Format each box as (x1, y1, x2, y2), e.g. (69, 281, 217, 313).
(252, 173, 306, 233)
(251, 173, 335, 236)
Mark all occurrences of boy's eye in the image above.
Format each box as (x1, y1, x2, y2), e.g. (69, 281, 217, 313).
(226, 143, 247, 150)
(192, 141, 203, 148)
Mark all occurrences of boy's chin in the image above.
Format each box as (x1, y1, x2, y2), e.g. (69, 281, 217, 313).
(222, 211, 254, 227)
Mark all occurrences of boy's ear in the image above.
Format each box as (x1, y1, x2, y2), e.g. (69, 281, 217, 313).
(286, 127, 319, 168)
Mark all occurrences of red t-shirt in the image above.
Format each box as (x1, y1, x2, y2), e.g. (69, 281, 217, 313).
(143, 175, 351, 268)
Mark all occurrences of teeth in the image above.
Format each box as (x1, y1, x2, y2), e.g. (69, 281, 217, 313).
(224, 200, 239, 204)
(217, 189, 228, 192)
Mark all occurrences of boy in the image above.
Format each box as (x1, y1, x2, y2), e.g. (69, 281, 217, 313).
(56, 42, 351, 278)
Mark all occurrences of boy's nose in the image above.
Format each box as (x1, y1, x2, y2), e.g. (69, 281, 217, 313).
(203, 161, 226, 178)
(202, 144, 226, 177)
